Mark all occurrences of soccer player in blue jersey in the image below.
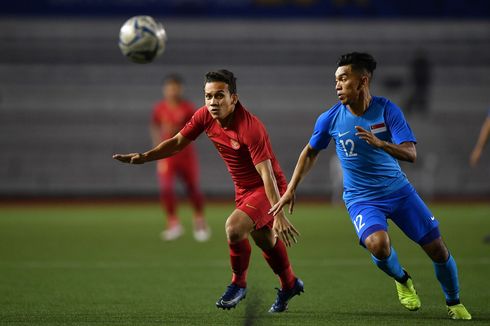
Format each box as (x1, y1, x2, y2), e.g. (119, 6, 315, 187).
(270, 52, 471, 320)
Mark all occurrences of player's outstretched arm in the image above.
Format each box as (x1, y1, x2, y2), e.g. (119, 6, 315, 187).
(255, 159, 300, 247)
(113, 132, 191, 164)
(269, 144, 320, 216)
(470, 116, 490, 167)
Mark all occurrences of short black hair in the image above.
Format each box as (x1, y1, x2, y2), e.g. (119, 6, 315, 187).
(337, 52, 377, 77)
(163, 73, 183, 85)
(204, 69, 237, 94)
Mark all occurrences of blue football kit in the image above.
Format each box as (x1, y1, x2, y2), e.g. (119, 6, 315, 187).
(309, 96, 439, 245)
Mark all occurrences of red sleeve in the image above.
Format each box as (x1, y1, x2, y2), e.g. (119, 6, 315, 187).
(180, 106, 207, 141)
(244, 119, 272, 166)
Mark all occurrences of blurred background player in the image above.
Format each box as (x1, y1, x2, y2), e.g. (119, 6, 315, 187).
(270, 52, 471, 320)
(404, 50, 431, 116)
(114, 69, 303, 313)
(150, 74, 210, 241)
(469, 108, 490, 167)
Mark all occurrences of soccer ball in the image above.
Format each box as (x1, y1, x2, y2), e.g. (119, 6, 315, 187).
(118, 16, 167, 64)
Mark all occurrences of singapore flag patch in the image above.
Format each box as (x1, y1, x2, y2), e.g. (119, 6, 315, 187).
(370, 122, 387, 134)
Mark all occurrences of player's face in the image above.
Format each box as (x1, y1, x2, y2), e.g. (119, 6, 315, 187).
(204, 82, 237, 121)
(163, 81, 183, 102)
(335, 65, 364, 106)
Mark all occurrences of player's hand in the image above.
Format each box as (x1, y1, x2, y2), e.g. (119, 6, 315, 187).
(355, 126, 384, 148)
(272, 213, 300, 247)
(112, 153, 146, 164)
(269, 189, 296, 216)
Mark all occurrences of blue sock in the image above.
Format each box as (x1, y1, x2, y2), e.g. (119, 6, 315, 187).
(434, 254, 460, 305)
(371, 246, 406, 282)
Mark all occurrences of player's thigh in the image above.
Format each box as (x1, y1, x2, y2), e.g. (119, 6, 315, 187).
(390, 190, 439, 244)
(236, 187, 274, 230)
(158, 162, 176, 188)
(179, 158, 200, 189)
(347, 203, 389, 246)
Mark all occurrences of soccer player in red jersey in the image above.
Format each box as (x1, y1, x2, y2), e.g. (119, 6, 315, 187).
(114, 69, 303, 312)
(150, 74, 210, 242)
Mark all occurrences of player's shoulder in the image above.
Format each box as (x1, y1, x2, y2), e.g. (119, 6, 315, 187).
(193, 105, 212, 122)
(152, 99, 166, 112)
(237, 102, 263, 126)
(374, 96, 406, 121)
(373, 96, 400, 112)
(236, 103, 268, 141)
(316, 102, 342, 124)
(195, 105, 209, 114)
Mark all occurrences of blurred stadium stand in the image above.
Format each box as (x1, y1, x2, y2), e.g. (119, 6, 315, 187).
(1, 1, 489, 200)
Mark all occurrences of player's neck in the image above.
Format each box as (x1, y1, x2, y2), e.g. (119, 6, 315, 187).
(218, 110, 235, 129)
(166, 98, 182, 108)
(347, 93, 372, 117)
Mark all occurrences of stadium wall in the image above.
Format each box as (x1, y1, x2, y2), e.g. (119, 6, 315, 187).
(0, 18, 489, 199)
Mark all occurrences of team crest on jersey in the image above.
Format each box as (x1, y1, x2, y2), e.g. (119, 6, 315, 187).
(230, 139, 240, 150)
(370, 122, 387, 134)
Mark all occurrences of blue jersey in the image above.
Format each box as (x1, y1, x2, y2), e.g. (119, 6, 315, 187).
(309, 96, 416, 207)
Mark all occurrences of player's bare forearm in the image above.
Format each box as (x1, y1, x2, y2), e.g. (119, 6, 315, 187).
(355, 126, 416, 162)
(113, 132, 190, 164)
(470, 117, 490, 166)
(288, 144, 320, 191)
(474, 118, 490, 152)
(380, 141, 417, 163)
(269, 144, 319, 217)
(256, 160, 300, 246)
(255, 160, 283, 208)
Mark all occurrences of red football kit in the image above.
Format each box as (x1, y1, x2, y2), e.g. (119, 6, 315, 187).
(180, 100, 296, 292)
(180, 101, 287, 229)
(152, 100, 203, 218)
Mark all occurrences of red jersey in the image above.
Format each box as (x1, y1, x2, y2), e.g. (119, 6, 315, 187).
(152, 99, 196, 158)
(152, 100, 195, 139)
(180, 102, 287, 191)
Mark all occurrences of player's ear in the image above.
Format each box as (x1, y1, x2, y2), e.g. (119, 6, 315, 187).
(359, 75, 369, 89)
(231, 93, 238, 105)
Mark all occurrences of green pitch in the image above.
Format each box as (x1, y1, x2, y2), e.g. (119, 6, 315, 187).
(1, 202, 489, 325)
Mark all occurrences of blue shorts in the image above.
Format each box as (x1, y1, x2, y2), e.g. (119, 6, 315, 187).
(346, 183, 440, 247)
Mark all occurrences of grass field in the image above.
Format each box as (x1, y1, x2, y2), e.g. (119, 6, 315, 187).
(1, 202, 489, 325)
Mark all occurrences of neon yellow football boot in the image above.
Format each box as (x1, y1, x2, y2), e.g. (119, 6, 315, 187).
(395, 277, 421, 311)
(447, 303, 472, 320)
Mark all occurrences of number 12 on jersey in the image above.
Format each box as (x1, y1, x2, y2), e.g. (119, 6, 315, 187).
(340, 139, 357, 157)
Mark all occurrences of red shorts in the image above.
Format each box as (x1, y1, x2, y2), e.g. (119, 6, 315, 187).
(235, 185, 285, 230)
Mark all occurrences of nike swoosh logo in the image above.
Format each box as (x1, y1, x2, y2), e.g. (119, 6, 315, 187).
(339, 131, 350, 137)
(246, 204, 257, 210)
(430, 216, 435, 220)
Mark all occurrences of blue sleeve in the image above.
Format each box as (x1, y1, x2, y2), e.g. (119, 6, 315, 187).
(309, 110, 333, 150)
(384, 101, 417, 145)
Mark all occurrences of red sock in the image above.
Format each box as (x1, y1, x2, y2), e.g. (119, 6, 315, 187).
(262, 239, 296, 290)
(166, 215, 179, 228)
(229, 239, 251, 288)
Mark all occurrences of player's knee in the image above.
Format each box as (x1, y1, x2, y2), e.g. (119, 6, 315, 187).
(225, 223, 245, 243)
(365, 233, 391, 259)
(251, 228, 275, 250)
(422, 238, 449, 263)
